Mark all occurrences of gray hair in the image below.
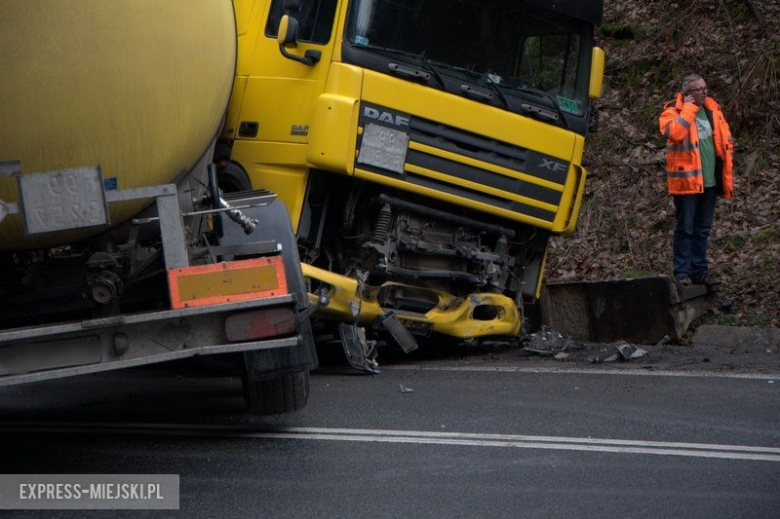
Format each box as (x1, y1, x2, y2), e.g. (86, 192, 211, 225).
(681, 74, 704, 92)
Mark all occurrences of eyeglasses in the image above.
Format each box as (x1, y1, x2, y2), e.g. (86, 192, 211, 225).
(686, 87, 708, 93)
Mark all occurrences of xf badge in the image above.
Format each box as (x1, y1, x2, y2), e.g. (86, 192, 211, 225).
(539, 159, 567, 172)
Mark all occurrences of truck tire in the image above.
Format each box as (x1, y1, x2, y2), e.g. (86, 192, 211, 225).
(242, 370, 310, 415)
(217, 161, 252, 193)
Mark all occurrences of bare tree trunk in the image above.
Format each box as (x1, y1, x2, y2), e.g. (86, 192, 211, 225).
(742, 0, 766, 25)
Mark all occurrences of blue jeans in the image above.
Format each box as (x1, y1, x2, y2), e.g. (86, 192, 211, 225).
(673, 187, 717, 280)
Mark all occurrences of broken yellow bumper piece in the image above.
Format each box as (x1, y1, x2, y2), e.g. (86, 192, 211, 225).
(302, 264, 521, 339)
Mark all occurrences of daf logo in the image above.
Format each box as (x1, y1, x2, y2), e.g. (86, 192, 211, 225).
(539, 159, 567, 173)
(363, 107, 410, 127)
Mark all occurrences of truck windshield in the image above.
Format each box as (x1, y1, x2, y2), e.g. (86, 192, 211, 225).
(345, 0, 591, 117)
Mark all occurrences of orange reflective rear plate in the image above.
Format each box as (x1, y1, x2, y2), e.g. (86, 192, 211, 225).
(168, 256, 287, 309)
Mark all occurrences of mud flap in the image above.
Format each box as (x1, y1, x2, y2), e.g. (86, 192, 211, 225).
(338, 323, 380, 374)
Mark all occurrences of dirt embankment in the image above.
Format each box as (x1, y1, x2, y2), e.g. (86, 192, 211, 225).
(546, 0, 780, 329)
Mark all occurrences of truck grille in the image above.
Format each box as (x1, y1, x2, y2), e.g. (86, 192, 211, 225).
(356, 103, 571, 224)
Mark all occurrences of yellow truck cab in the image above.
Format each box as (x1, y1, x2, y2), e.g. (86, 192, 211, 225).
(218, 0, 604, 354)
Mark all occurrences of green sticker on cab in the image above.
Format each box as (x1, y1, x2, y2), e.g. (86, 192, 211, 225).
(557, 96, 580, 115)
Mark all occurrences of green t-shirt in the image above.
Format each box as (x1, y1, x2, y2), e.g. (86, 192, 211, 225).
(695, 108, 716, 188)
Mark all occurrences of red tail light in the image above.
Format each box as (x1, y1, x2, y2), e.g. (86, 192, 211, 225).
(225, 308, 296, 342)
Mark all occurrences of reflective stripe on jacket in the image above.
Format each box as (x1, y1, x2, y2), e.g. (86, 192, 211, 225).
(659, 93, 734, 198)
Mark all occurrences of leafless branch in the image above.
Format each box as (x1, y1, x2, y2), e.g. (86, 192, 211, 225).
(741, 0, 766, 25)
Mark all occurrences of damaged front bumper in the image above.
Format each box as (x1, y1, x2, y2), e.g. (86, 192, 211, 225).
(302, 264, 521, 340)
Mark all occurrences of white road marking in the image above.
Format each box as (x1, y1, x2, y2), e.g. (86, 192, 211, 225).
(382, 364, 780, 380)
(3, 422, 780, 462)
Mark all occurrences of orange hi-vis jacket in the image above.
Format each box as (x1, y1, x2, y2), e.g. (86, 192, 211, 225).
(659, 93, 734, 198)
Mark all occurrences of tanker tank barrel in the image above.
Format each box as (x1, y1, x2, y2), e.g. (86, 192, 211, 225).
(0, 2, 237, 250)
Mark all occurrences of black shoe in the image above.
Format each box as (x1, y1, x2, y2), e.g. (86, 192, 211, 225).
(676, 276, 692, 288)
(692, 275, 721, 287)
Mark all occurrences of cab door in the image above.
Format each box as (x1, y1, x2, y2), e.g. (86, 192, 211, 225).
(228, 0, 343, 232)
(234, 0, 342, 145)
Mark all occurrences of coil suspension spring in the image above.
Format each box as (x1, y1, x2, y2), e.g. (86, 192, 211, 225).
(371, 203, 392, 243)
(495, 235, 510, 263)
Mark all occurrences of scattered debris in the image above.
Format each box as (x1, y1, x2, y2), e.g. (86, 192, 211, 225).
(378, 311, 419, 354)
(590, 350, 619, 363)
(589, 341, 648, 363)
(617, 343, 648, 360)
(399, 385, 414, 393)
(523, 326, 573, 356)
(338, 323, 380, 375)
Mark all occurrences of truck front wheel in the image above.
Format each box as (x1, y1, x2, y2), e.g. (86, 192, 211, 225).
(242, 370, 310, 415)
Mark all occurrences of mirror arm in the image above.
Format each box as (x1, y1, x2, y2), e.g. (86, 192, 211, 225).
(278, 45, 321, 66)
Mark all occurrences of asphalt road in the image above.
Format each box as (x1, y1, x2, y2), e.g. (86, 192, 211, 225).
(0, 355, 779, 518)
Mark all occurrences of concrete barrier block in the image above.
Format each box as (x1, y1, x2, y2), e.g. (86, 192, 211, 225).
(541, 276, 713, 344)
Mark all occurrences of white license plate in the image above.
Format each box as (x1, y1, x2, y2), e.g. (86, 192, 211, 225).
(357, 123, 409, 174)
(18, 166, 109, 234)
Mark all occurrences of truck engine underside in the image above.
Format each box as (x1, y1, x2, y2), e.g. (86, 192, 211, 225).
(297, 170, 549, 341)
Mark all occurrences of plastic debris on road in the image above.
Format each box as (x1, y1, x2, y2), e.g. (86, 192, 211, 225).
(589, 341, 648, 363)
(523, 326, 573, 356)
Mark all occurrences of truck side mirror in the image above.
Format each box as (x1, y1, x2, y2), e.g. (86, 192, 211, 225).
(277, 14, 299, 46)
(277, 14, 321, 66)
(589, 47, 605, 99)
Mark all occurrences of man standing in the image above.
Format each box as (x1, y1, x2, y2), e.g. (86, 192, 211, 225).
(659, 74, 734, 287)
